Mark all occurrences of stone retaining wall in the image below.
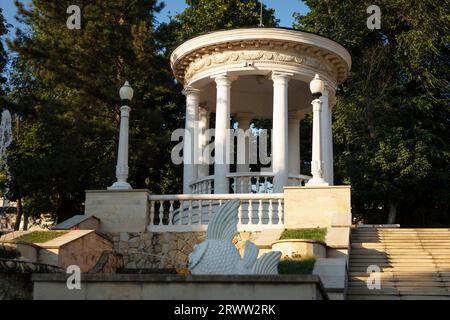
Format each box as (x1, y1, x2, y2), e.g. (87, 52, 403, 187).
(32, 273, 328, 300)
(108, 231, 258, 269)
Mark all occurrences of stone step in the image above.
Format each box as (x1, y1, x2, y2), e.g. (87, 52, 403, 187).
(349, 277, 447, 283)
(347, 288, 398, 295)
(349, 271, 450, 277)
(349, 256, 437, 260)
(399, 296, 450, 300)
(349, 264, 442, 269)
(348, 267, 440, 272)
(349, 261, 441, 265)
(351, 240, 450, 243)
(397, 289, 450, 295)
(348, 229, 450, 300)
(353, 232, 450, 234)
(352, 243, 450, 246)
(351, 236, 450, 238)
(348, 281, 448, 287)
(354, 229, 450, 231)
(346, 295, 401, 300)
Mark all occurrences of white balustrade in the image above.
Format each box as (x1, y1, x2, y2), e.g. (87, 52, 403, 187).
(228, 172, 274, 194)
(190, 176, 214, 194)
(147, 194, 284, 232)
(189, 173, 311, 195)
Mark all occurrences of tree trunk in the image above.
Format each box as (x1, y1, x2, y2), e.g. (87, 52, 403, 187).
(14, 198, 23, 231)
(22, 212, 29, 231)
(387, 202, 397, 224)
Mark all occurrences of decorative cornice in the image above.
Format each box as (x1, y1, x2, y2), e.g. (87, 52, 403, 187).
(171, 28, 351, 86)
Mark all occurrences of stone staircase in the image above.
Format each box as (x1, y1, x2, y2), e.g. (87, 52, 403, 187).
(347, 228, 450, 300)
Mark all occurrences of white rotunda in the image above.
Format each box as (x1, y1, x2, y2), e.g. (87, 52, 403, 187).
(171, 27, 351, 195)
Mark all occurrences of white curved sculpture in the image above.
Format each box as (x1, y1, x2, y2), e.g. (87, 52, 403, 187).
(188, 199, 282, 275)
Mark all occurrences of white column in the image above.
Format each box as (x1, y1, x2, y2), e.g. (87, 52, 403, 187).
(198, 107, 210, 177)
(108, 104, 132, 190)
(235, 113, 252, 193)
(272, 72, 291, 193)
(288, 112, 302, 177)
(182, 87, 200, 194)
(236, 113, 252, 173)
(307, 94, 328, 186)
(321, 88, 334, 185)
(213, 75, 234, 194)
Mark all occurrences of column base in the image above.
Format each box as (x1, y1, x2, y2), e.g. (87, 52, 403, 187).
(108, 181, 133, 190)
(306, 177, 329, 186)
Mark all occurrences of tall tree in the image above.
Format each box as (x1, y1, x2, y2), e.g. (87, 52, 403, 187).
(174, 0, 278, 41)
(294, 0, 450, 225)
(0, 8, 8, 92)
(6, 0, 184, 225)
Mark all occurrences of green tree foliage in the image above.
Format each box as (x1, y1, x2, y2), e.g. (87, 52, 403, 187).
(0, 8, 8, 92)
(294, 0, 450, 225)
(5, 0, 184, 224)
(174, 0, 279, 41)
(3, 0, 279, 227)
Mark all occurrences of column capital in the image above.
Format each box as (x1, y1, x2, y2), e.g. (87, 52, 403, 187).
(211, 73, 238, 86)
(120, 105, 131, 113)
(182, 86, 201, 97)
(312, 98, 323, 112)
(288, 110, 305, 123)
(271, 71, 294, 83)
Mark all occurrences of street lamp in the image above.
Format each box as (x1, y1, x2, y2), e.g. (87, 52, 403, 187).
(309, 74, 325, 99)
(306, 74, 328, 186)
(108, 81, 134, 190)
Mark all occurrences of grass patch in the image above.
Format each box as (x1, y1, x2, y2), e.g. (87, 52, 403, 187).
(14, 231, 68, 244)
(278, 257, 316, 275)
(280, 228, 327, 242)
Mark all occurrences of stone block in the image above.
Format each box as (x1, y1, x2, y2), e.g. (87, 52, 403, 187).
(325, 227, 350, 248)
(331, 212, 352, 227)
(284, 186, 351, 229)
(85, 190, 150, 233)
(313, 258, 347, 291)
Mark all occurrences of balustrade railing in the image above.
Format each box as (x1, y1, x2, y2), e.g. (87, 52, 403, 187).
(147, 194, 284, 232)
(190, 176, 214, 194)
(228, 172, 274, 194)
(190, 173, 311, 194)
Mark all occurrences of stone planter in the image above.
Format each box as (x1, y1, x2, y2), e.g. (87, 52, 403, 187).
(272, 239, 326, 258)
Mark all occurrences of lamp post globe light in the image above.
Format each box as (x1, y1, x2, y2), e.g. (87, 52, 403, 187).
(108, 81, 134, 190)
(310, 74, 325, 99)
(119, 81, 134, 102)
(306, 74, 329, 186)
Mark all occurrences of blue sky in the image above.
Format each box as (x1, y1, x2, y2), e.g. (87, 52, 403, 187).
(0, 0, 310, 38)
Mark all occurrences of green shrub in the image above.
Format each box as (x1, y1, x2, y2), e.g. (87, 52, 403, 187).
(280, 228, 327, 242)
(14, 231, 68, 244)
(278, 257, 316, 275)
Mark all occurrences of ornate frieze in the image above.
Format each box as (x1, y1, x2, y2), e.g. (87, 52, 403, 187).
(183, 48, 336, 83)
